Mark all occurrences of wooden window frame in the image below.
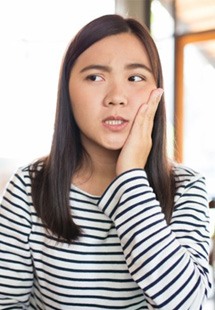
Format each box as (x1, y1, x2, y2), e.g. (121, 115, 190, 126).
(174, 29, 215, 162)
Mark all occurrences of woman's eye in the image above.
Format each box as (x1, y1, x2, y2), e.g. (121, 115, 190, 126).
(86, 74, 103, 82)
(128, 75, 145, 82)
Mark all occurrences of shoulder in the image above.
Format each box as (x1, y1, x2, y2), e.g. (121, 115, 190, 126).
(172, 163, 207, 202)
(173, 163, 205, 185)
(5, 159, 43, 192)
(16, 158, 44, 179)
(3, 163, 34, 197)
(0, 163, 35, 220)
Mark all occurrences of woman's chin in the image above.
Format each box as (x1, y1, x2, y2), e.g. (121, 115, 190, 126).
(104, 141, 125, 151)
(102, 134, 128, 151)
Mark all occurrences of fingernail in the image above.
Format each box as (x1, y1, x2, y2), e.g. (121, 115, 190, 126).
(155, 88, 164, 98)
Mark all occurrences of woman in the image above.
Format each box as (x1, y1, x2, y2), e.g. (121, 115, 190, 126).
(0, 14, 211, 309)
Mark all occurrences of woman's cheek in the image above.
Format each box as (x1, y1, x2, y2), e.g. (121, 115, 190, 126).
(130, 85, 157, 105)
(129, 89, 149, 106)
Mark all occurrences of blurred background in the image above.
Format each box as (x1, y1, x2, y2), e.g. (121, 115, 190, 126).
(0, 0, 215, 307)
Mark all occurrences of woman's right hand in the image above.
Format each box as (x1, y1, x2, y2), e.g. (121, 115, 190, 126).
(116, 88, 164, 176)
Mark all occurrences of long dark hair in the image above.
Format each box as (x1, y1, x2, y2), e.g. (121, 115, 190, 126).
(30, 14, 175, 243)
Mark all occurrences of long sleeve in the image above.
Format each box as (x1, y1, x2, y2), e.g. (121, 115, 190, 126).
(0, 169, 33, 309)
(98, 168, 212, 309)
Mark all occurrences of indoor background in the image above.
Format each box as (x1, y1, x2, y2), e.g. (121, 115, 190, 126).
(0, 0, 215, 308)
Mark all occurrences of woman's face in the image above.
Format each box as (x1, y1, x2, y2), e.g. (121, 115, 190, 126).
(69, 33, 157, 153)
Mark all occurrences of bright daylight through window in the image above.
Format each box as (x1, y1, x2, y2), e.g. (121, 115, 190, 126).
(0, 0, 115, 194)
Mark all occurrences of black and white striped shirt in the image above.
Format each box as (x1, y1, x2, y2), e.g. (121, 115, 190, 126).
(0, 165, 211, 309)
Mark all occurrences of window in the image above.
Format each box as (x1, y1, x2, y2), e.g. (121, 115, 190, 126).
(0, 0, 115, 194)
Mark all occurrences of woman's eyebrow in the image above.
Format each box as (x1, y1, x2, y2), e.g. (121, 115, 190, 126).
(80, 64, 111, 73)
(79, 63, 152, 73)
(125, 63, 152, 73)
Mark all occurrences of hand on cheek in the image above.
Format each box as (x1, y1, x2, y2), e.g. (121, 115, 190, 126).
(116, 88, 164, 176)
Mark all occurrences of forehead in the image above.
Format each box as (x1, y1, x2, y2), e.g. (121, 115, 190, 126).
(74, 33, 151, 68)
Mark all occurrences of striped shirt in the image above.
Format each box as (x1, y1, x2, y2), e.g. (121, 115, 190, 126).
(0, 165, 211, 309)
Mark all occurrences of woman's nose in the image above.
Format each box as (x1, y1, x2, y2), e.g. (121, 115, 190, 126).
(103, 83, 127, 107)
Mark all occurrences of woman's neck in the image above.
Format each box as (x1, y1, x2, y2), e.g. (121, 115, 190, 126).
(73, 144, 120, 196)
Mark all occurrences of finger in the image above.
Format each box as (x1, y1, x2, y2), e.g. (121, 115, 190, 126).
(134, 88, 164, 130)
(144, 88, 164, 118)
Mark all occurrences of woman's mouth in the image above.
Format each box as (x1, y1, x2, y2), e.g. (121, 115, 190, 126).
(104, 119, 124, 125)
(102, 116, 129, 131)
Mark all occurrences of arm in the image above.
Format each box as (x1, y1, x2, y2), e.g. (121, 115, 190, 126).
(0, 168, 33, 309)
(98, 168, 211, 309)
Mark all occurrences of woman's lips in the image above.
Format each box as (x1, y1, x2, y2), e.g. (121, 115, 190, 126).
(102, 116, 129, 131)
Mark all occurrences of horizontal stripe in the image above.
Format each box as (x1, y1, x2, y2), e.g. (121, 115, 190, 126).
(0, 164, 212, 309)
